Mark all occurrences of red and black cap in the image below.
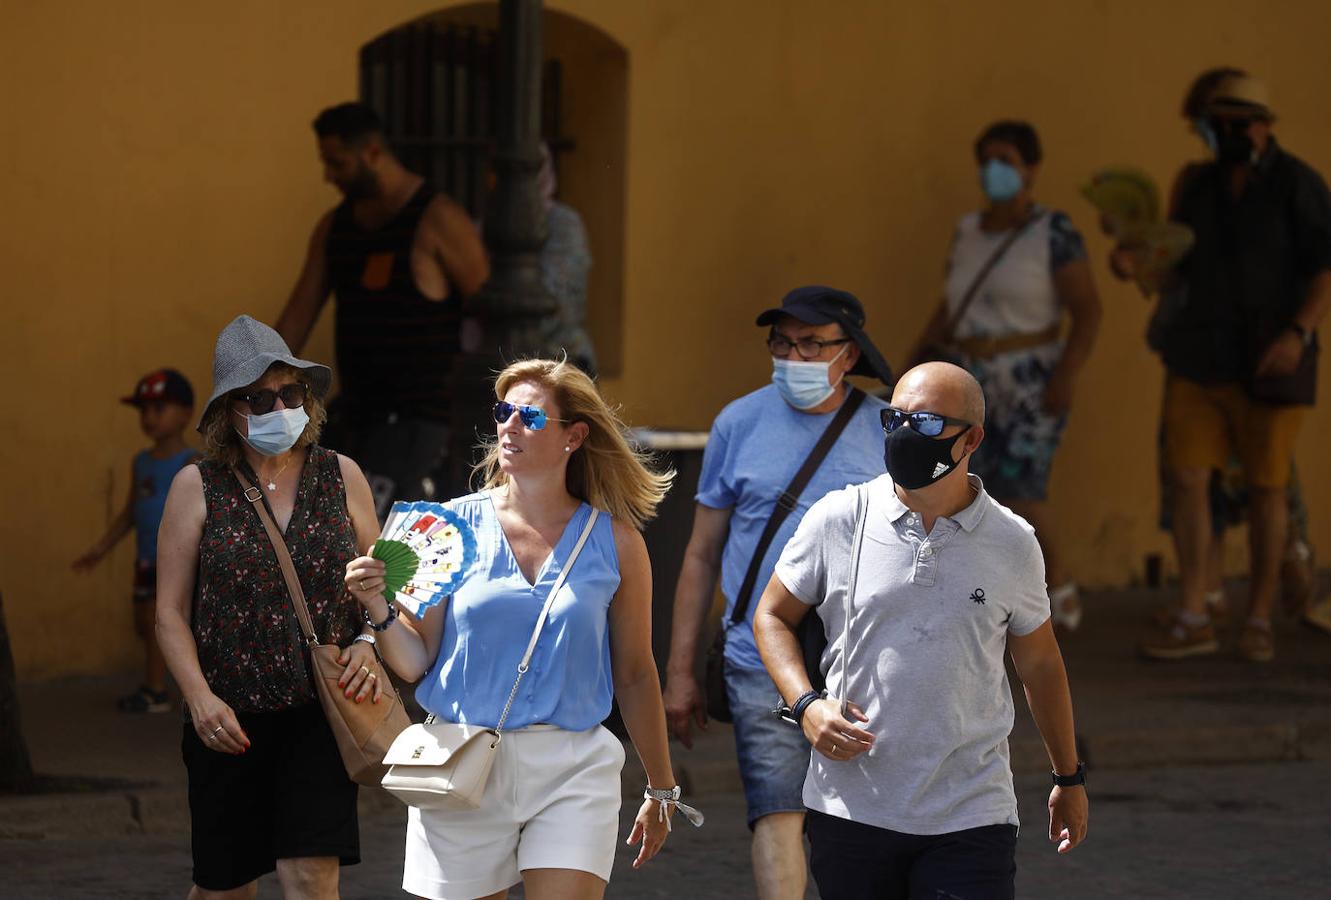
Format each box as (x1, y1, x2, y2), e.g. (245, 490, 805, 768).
(755, 285, 894, 386)
(121, 368, 195, 408)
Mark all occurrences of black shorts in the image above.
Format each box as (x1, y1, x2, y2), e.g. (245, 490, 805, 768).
(182, 702, 360, 891)
(807, 809, 1017, 900)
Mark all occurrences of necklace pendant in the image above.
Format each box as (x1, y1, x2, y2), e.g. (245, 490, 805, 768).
(266, 481, 277, 492)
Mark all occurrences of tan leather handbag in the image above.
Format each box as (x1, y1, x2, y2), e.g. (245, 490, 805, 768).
(235, 467, 411, 787)
(380, 505, 601, 810)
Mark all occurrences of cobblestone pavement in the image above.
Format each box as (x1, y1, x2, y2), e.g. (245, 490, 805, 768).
(4, 760, 1328, 898)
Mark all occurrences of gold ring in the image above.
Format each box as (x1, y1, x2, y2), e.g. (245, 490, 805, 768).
(366, 672, 377, 680)
(358, 580, 367, 591)
(359, 665, 370, 675)
(211, 725, 224, 736)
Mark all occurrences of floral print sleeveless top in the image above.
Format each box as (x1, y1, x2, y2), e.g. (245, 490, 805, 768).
(194, 445, 363, 713)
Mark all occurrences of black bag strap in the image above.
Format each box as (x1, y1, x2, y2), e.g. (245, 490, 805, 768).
(941, 210, 1044, 344)
(727, 387, 867, 625)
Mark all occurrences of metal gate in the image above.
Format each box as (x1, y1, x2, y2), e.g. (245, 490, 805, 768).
(360, 21, 571, 219)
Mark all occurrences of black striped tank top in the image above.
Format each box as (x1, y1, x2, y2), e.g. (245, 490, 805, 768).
(326, 184, 460, 423)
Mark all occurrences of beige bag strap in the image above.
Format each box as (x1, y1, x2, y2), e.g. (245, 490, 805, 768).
(493, 506, 601, 734)
(233, 466, 321, 646)
(941, 209, 1044, 344)
(836, 485, 869, 703)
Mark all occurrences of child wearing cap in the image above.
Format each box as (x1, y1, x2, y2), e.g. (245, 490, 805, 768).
(72, 369, 199, 712)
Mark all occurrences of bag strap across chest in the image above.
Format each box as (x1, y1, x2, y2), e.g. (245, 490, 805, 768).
(728, 387, 867, 626)
(493, 503, 600, 733)
(233, 466, 324, 645)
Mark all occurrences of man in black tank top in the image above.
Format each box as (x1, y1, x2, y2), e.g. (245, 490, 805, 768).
(276, 103, 489, 516)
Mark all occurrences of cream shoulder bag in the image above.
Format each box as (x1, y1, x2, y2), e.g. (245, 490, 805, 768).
(381, 506, 601, 810)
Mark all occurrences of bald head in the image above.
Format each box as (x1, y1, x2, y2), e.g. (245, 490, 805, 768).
(892, 362, 985, 425)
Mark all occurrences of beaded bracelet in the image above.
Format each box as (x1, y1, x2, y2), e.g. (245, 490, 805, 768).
(363, 599, 399, 632)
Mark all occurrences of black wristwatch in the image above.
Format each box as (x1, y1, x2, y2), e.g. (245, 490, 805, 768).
(1288, 323, 1314, 347)
(1051, 762, 1087, 788)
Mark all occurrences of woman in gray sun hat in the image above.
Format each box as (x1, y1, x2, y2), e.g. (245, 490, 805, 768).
(155, 314, 383, 896)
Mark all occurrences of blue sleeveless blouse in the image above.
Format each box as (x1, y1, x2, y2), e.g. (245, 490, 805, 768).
(415, 492, 621, 731)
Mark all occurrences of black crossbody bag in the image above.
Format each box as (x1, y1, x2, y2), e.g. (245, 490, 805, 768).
(703, 387, 867, 722)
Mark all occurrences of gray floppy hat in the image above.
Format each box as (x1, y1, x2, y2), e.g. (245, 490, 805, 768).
(197, 315, 333, 432)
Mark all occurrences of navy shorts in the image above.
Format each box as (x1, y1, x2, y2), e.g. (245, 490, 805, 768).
(182, 702, 360, 891)
(807, 809, 1017, 900)
(724, 659, 811, 827)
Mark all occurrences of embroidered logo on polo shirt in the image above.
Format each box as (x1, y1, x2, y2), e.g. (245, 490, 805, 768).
(932, 462, 949, 479)
(970, 588, 986, 605)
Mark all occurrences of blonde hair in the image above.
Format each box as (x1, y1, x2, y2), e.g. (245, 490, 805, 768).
(200, 363, 327, 467)
(475, 358, 674, 530)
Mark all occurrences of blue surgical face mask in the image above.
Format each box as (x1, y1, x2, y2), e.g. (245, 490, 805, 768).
(234, 406, 309, 456)
(980, 158, 1024, 202)
(772, 344, 848, 410)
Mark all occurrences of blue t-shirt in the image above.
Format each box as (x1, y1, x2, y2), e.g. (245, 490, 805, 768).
(132, 448, 198, 563)
(415, 492, 621, 731)
(696, 384, 889, 670)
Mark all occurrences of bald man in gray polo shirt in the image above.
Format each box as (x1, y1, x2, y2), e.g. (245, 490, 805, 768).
(755, 363, 1087, 900)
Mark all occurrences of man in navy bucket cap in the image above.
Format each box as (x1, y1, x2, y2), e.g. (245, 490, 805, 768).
(663, 286, 891, 899)
(754, 285, 895, 386)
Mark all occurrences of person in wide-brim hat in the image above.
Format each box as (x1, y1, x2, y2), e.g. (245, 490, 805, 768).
(193, 314, 334, 468)
(197, 314, 332, 432)
(754, 285, 895, 387)
(155, 313, 384, 897)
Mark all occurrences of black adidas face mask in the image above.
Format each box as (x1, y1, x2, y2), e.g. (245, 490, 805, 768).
(884, 425, 971, 490)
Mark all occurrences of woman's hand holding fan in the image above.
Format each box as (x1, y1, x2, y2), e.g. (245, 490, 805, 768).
(371, 502, 479, 614)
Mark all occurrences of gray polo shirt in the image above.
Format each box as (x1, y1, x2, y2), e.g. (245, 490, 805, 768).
(774, 473, 1050, 835)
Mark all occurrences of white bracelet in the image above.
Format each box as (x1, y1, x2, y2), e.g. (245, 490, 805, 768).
(353, 633, 376, 646)
(643, 785, 705, 831)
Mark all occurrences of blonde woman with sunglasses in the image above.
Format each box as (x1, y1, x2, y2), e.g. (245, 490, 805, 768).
(346, 358, 697, 900)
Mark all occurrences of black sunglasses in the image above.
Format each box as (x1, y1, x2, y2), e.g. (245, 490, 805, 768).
(492, 401, 566, 431)
(234, 383, 308, 415)
(881, 406, 972, 438)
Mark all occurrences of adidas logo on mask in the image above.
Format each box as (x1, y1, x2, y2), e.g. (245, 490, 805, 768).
(932, 462, 949, 479)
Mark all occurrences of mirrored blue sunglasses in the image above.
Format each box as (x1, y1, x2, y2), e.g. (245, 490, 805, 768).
(881, 406, 972, 438)
(492, 401, 566, 431)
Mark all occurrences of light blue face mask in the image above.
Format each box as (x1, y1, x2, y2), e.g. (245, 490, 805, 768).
(235, 406, 309, 456)
(980, 158, 1024, 202)
(772, 344, 848, 410)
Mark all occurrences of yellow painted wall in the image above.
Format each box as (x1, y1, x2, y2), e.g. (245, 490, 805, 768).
(4, 0, 1331, 678)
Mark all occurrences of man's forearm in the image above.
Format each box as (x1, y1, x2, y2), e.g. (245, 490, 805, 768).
(664, 555, 721, 677)
(274, 304, 315, 354)
(1022, 658, 1080, 773)
(753, 609, 812, 706)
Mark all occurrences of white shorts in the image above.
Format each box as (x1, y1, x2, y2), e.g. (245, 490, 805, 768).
(402, 724, 626, 899)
